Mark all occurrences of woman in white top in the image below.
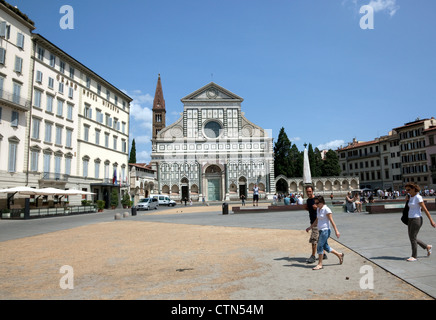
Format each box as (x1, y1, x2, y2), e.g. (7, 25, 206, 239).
(306, 196, 344, 270)
(405, 183, 435, 262)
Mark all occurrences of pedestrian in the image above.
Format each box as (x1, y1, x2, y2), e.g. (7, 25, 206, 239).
(330, 193, 334, 201)
(240, 194, 246, 206)
(345, 192, 354, 213)
(253, 184, 259, 207)
(184, 197, 187, 206)
(273, 193, 278, 206)
(404, 183, 435, 262)
(303, 186, 327, 264)
(306, 196, 344, 270)
(353, 193, 362, 212)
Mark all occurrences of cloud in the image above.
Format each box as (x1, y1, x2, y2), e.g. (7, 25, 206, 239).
(368, 0, 399, 16)
(127, 90, 153, 130)
(317, 140, 345, 151)
(136, 150, 151, 164)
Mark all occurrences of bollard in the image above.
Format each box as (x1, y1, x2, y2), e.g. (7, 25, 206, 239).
(123, 212, 129, 218)
(114, 213, 122, 220)
(222, 202, 228, 215)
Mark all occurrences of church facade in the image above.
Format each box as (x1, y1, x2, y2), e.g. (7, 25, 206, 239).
(150, 77, 275, 202)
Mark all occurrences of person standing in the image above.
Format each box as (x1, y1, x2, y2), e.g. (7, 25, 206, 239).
(304, 186, 327, 264)
(240, 194, 246, 206)
(404, 183, 435, 262)
(253, 184, 259, 207)
(306, 196, 344, 270)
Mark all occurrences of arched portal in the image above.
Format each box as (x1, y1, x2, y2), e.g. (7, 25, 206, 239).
(205, 164, 223, 201)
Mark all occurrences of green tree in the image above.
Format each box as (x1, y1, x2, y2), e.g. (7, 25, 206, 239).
(110, 188, 119, 208)
(290, 144, 302, 177)
(311, 146, 324, 178)
(129, 139, 136, 164)
(274, 128, 292, 177)
(322, 149, 341, 176)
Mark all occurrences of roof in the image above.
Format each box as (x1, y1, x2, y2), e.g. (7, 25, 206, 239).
(393, 118, 429, 131)
(423, 126, 436, 134)
(181, 82, 244, 102)
(153, 74, 165, 111)
(32, 33, 132, 102)
(129, 163, 155, 171)
(337, 140, 379, 152)
(0, 0, 35, 28)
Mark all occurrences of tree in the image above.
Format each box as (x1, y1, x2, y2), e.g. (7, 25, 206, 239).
(322, 149, 341, 176)
(110, 188, 119, 208)
(274, 128, 292, 177)
(311, 146, 324, 178)
(290, 144, 303, 177)
(129, 139, 136, 164)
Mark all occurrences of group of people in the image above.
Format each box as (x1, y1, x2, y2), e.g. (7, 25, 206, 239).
(304, 183, 435, 270)
(345, 192, 364, 213)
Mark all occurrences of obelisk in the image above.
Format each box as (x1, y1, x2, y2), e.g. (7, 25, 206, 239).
(303, 143, 313, 197)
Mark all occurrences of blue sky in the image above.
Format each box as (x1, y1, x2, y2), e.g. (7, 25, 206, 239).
(11, 0, 436, 163)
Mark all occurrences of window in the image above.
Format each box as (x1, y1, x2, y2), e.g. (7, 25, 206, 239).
(11, 111, 18, 127)
(96, 109, 103, 123)
(30, 150, 39, 172)
(68, 87, 74, 99)
(122, 122, 126, 133)
(57, 100, 63, 117)
(84, 125, 89, 142)
(55, 155, 62, 178)
(43, 152, 51, 174)
(97, 84, 101, 95)
(95, 129, 100, 145)
(33, 89, 42, 108)
(8, 140, 18, 172)
(32, 118, 41, 139)
(95, 161, 100, 179)
(66, 129, 73, 148)
(14, 56, 23, 73)
(122, 139, 126, 153)
(44, 122, 52, 143)
(65, 157, 71, 175)
(0, 47, 5, 65)
(49, 54, 55, 67)
(36, 70, 43, 83)
(83, 158, 89, 177)
(86, 77, 91, 88)
(12, 82, 21, 104)
(83, 105, 91, 120)
(16, 32, 24, 48)
(106, 90, 110, 100)
(113, 136, 117, 150)
(105, 133, 109, 148)
(58, 82, 64, 94)
(67, 104, 73, 120)
(46, 95, 53, 112)
(60, 61, 65, 73)
(48, 77, 54, 89)
(55, 126, 62, 145)
(69, 67, 75, 79)
(37, 47, 44, 60)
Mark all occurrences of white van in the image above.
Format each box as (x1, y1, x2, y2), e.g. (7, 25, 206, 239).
(136, 197, 159, 211)
(152, 195, 177, 206)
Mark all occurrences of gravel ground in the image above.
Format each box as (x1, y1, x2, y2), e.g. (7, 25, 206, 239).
(0, 218, 432, 300)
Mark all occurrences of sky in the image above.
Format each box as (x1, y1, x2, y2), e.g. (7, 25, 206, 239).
(10, 0, 436, 163)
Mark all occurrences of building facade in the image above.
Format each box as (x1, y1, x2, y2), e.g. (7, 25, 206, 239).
(0, 2, 132, 209)
(150, 79, 275, 201)
(0, 2, 34, 188)
(129, 163, 156, 205)
(338, 117, 436, 192)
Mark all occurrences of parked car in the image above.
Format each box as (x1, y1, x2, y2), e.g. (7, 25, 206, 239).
(152, 195, 177, 206)
(136, 198, 159, 210)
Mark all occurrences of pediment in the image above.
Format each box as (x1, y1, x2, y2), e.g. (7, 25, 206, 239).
(181, 82, 243, 103)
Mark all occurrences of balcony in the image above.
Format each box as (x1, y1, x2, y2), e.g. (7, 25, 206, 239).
(40, 172, 69, 182)
(0, 89, 31, 112)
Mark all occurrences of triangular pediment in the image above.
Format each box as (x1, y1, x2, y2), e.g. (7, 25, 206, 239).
(181, 82, 243, 102)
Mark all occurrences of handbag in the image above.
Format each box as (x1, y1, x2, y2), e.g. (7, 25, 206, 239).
(401, 200, 409, 225)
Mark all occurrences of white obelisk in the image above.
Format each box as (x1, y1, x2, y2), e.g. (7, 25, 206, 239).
(303, 144, 313, 197)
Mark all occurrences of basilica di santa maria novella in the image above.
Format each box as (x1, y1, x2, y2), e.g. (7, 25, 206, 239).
(149, 76, 275, 202)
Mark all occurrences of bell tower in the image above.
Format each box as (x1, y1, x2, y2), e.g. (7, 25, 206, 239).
(152, 74, 166, 140)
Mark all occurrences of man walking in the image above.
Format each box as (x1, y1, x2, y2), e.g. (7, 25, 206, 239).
(253, 184, 259, 206)
(304, 186, 327, 263)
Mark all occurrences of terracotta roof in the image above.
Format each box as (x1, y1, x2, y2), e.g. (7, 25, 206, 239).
(337, 140, 379, 151)
(423, 126, 436, 133)
(393, 119, 429, 131)
(129, 163, 154, 171)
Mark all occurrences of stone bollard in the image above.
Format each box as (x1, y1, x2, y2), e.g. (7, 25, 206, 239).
(123, 212, 129, 218)
(114, 213, 122, 220)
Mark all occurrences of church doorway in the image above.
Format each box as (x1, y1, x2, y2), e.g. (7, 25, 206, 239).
(238, 176, 247, 198)
(205, 165, 222, 201)
(181, 177, 189, 201)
